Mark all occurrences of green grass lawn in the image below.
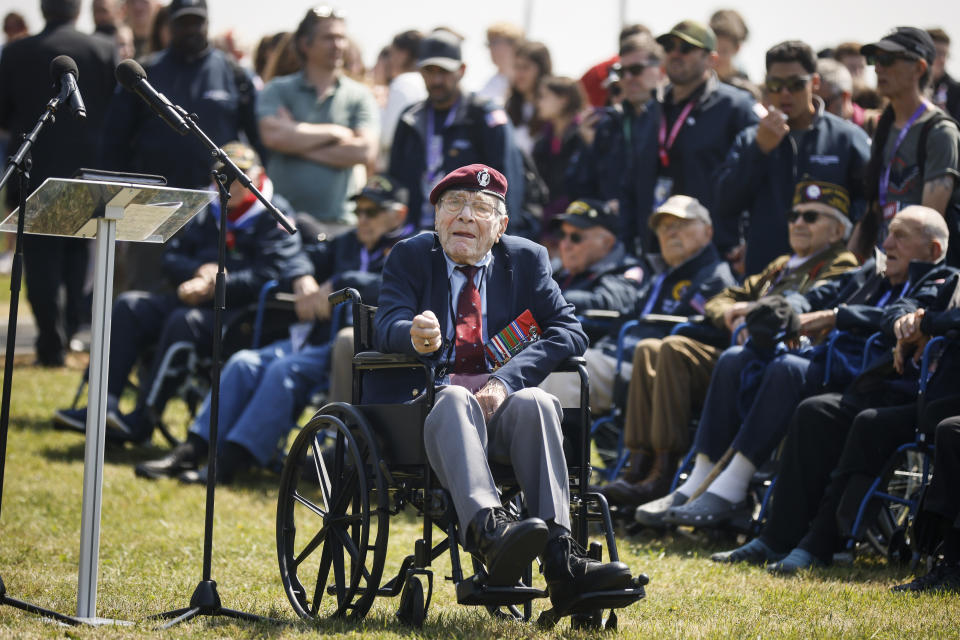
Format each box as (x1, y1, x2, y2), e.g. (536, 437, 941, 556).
(0, 363, 957, 638)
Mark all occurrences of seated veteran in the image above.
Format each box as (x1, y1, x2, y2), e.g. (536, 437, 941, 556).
(605, 181, 859, 510)
(373, 164, 634, 609)
(656, 206, 958, 526)
(541, 195, 735, 420)
(134, 174, 415, 484)
(552, 199, 642, 336)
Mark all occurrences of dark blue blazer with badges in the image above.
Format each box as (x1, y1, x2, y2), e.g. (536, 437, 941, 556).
(373, 232, 588, 404)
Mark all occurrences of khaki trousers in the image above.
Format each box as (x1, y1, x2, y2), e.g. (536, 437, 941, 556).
(623, 334, 721, 454)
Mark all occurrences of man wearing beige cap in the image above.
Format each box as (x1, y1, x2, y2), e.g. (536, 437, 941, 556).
(601, 183, 857, 509)
(543, 195, 735, 421)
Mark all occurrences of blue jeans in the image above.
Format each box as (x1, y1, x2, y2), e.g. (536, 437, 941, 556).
(190, 339, 331, 465)
(693, 345, 821, 466)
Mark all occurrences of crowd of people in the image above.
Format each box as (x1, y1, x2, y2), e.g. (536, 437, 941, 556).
(2, 0, 960, 598)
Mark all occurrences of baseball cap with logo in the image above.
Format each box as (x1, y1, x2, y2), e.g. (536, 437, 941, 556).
(792, 180, 851, 217)
(350, 174, 409, 207)
(169, 0, 207, 21)
(657, 20, 717, 53)
(555, 199, 619, 235)
(861, 27, 936, 66)
(417, 30, 463, 72)
(215, 141, 259, 171)
(429, 164, 507, 204)
(648, 195, 712, 229)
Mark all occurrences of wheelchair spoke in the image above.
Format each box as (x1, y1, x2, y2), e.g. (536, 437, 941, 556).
(331, 525, 373, 584)
(310, 538, 333, 617)
(293, 490, 327, 520)
(332, 533, 346, 607)
(311, 434, 333, 513)
(293, 522, 329, 568)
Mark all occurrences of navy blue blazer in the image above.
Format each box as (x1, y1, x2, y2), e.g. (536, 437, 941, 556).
(373, 232, 587, 403)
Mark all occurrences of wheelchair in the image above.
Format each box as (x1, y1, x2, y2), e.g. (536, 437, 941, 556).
(275, 288, 648, 629)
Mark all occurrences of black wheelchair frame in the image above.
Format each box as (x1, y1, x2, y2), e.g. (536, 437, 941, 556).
(275, 288, 646, 629)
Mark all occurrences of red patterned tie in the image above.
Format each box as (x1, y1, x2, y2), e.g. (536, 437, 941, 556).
(454, 265, 486, 373)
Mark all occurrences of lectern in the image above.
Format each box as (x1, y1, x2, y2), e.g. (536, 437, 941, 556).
(0, 175, 215, 622)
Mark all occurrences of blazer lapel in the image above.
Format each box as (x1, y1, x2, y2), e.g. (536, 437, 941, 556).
(428, 234, 450, 338)
(485, 241, 515, 336)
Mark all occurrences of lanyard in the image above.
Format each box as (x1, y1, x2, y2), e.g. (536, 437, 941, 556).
(658, 100, 696, 168)
(425, 102, 459, 183)
(875, 280, 910, 308)
(879, 102, 928, 207)
(641, 273, 667, 316)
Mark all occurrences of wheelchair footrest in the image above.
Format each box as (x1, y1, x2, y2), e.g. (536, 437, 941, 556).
(455, 575, 546, 606)
(550, 580, 648, 617)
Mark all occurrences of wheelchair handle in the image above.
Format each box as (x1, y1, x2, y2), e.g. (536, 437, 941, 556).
(328, 287, 361, 307)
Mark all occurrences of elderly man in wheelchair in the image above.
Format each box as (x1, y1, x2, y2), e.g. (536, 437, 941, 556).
(344, 163, 640, 623)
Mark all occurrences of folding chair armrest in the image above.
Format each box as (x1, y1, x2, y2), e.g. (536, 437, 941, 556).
(554, 356, 587, 373)
(329, 287, 362, 307)
(919, 335, 947, 393)
(353, 350, 422, 367)
(252, 279, 280, 348)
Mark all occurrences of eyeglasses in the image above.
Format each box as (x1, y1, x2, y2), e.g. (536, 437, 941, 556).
(439, 194, 500, 219)
(620, 63, 650, 77)
(764, 74, 811, 93)
(868, 52, 918, 67)
(788, 209, 821, 224)
(307, 5, 346, 20)
(558, 231, 584, 244)
(661, 38, 700, 55)
(355, 206, 383, 219)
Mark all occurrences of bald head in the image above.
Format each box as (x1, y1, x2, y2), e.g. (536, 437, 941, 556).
(899, 206, 949, 257)
(882, 206, 949, 283)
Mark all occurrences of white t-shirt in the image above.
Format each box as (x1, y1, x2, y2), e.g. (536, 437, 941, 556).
(476, 72, 510, 106)
(379, 71, 427, 162)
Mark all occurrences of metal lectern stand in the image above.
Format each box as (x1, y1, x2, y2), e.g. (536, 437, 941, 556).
(0, 177, 215, 623)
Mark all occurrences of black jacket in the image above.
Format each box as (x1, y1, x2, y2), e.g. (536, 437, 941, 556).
(162, 192, 307, 308)
(0, 22, 116, 206)
(658, 73, 758, 253)
(714, 99, 872, 274)
(100, 46, 263, 189)
(389, 93, 525, 229)
(553, 242, 641, 317)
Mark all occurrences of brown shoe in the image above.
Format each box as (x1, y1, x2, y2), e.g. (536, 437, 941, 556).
(621, 449, 654, 484)
(601, 450, 680, 508)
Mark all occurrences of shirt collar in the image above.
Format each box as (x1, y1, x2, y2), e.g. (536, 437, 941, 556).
(443, 249, 493, 279)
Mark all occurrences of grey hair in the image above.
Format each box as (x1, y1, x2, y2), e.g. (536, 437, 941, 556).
(816, 58, 853, 95)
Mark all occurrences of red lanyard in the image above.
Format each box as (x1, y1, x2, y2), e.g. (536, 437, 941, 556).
(658, 100, 696, 168)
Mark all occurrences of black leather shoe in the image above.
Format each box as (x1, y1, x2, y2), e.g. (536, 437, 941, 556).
(466, 507, 548, 586)
(135, 442, 202, 480)
(542, 534, 633, 612)
(178, 466, 211, 485)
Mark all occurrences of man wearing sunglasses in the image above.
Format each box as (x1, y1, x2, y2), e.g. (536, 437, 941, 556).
(714, 40, 870, 276)
(857, 27, 960, 264)
(652, 20, 758, 265)
(571, 33, 664, 255)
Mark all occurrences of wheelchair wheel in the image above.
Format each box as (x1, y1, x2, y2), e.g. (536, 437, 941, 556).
(277, 404, 389, 620)
(864, 449, 928, 559)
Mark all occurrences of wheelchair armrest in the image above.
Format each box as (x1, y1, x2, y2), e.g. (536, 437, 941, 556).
(329, 287, 362, 307)
(353, 350, 422, 366)
(554, 356, 587, 373)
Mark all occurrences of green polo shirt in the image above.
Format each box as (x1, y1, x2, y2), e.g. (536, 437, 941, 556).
(257, 71, 378, 222)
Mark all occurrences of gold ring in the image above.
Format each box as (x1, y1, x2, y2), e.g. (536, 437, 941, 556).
(423, 338, 431, 347)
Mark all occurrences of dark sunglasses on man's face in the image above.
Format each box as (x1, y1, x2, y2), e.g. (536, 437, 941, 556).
(621, 63, 648, 77)
(355, 206, 383, 219)
(661, 38, 699, 55)
(558, 230, 584, 244)
(788, 209, 820, 224)
(764, 74, 811, 94)
(868, 52, 918, 67)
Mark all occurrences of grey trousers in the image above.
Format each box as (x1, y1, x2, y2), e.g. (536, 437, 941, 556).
(423, 385, 571, 534)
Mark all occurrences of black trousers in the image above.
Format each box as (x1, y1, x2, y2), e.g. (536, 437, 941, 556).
(23, 235, 88, 365)
(760, 392, 960, 560)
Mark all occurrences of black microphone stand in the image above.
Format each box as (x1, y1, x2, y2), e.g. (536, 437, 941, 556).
(150, 109, 294, 629)
(0, 96, 81, 625)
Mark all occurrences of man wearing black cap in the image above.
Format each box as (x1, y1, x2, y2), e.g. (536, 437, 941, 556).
(857, 27, 960, 264)
(257, 6, 378, 232)
(101, 0, 264, 290)
(0, 0, 116, 366)
(389, 29, 526, 233)
(135, 173, 415, 484)
(373, 163, 635, 610)
(653, 20, 758, 266)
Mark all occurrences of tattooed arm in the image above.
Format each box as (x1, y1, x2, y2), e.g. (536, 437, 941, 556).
(922, 175, 957, 215)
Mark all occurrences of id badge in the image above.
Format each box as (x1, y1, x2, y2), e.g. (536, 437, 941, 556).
(654, 177, 674, 208)
(882, 201, 900, 220)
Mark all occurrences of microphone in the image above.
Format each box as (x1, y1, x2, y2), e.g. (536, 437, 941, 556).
(115, 59, 189, 135)
(50, 55, 86, 120)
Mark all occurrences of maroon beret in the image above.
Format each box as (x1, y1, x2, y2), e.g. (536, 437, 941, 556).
(428, 164, 508, 205)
